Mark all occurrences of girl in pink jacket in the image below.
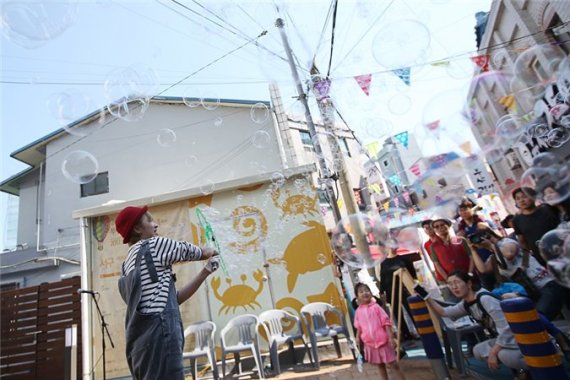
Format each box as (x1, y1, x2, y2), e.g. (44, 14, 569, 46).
(354, 283, 406, 380)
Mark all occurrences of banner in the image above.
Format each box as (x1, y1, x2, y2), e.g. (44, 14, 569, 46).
(392, 67, 411, 86)
(354, 73, 372, 96)
(393, 131, 409, 148)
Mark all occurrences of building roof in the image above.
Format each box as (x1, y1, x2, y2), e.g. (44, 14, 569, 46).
(1, 96, 270, 196)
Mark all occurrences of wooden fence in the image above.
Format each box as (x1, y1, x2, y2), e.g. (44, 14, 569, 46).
(1, 276, 82, 379)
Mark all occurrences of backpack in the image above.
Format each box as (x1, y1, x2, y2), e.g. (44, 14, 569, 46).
(463, 291, 500, 338)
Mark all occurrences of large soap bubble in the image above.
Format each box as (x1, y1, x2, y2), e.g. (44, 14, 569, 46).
(372, 19, 431, 69)
(61, 150, 99, 184)
(0, 1, 77, 49)
(47, 89, 98, 136)
(520, 155, 570, 206)
(538, 228, 570, 288)
(331, 213, 389, 269)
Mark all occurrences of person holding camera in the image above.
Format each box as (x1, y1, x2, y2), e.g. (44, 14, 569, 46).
(467, 224, 565, 320)
(456, 198, 498, 290)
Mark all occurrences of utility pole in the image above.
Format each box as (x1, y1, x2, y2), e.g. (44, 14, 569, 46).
(275, 18, 342, 222)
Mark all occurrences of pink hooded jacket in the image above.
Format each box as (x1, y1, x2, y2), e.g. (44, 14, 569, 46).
(354, 298, 392, 348)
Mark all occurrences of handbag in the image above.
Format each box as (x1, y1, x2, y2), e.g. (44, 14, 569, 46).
(495, 242, 541, 301)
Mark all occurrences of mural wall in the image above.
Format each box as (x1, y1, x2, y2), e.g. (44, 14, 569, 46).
(88, 177, 346, 379)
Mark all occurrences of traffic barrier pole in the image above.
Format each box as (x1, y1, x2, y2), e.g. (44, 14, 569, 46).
(500, 297, 568, 379)
(408, 295, 451, 380)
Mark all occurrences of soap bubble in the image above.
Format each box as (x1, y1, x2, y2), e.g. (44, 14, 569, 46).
(184, 155, 198, 167)
(538, 229, 570, 287)
(547, 128, 570, 148)
(0, 1, 77, 49)
(521, 163, 570, 206)
(331, 214, 388, 269)
(214, 117, 223, 127)
(388, 94, 412, 115)
(511, 44, 566, 100)
(372, 19, 430, 69)
(359, 117, 393, 141)
(61, 150, 99, 184)
(47, 89, 97, 136)
(394, 227, 421, 251)
(495, 115, 524, 143)
(252, 130, 271, 149)
(156, 129, 177, 147)
(250, 103, 270, 124)
(200, 180, 215, 195)
(200, 90, 220, 110)
(270, 172, 286, 187)
(106, 98, 149, 122)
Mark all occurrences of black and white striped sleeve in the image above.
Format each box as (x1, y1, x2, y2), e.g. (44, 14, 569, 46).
(152, 237, 203, 266)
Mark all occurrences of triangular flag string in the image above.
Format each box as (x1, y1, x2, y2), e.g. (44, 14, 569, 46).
(393, 131, 409, 148)
(354, 73, 372, 96)
(470, 54, 490, 72)
(392, 67, 411, 86)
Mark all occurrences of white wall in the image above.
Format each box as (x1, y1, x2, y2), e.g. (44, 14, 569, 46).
(17, 174, 40, 247)
(39, 101, 282, 247)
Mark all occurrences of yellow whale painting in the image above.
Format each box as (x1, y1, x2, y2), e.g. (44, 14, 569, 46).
(269, 220, 333, 292)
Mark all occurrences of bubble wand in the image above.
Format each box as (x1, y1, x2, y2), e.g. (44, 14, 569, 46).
(195, 207, 229, 276)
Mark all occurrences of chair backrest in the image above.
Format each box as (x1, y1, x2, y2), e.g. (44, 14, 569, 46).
(259, 309, 298, 337)
(301, 302, 337, 331)
(221, 314, 260, 346)
(184, 321, 216, 351)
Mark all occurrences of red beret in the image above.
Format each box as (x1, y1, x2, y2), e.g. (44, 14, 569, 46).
(115, 206, 148, 244)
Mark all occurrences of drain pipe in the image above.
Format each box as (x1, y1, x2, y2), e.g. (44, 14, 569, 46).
(79, 217, 93, 380)
(36, 162, 44, 251)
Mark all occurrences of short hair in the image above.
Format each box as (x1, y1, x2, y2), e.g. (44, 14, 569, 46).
(501, 214, 514, 229)
(354, 282, 371, 295)
(421, 219, 433, 228)
(458, 198, 476, 210)
(512, 187, 536, 200)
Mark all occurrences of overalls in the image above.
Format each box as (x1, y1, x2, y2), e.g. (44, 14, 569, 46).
(118, 241, 185, 380)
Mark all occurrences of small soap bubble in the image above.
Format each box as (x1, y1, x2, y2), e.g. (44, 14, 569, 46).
(252, 130, 271, 149)
(250, 103, 270, 124)
(61, 150, 99, 184)
(156, 129, 177, 147)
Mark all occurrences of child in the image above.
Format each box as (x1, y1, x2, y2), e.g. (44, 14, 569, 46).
(354, 283, 406, 380)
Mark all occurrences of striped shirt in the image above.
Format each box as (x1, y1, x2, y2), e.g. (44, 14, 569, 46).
(121, 236, 202, 314)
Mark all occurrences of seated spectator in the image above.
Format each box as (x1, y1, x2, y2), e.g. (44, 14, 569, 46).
(423, 271, 529, 379)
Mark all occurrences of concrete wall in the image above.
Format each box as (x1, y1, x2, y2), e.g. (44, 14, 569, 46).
(39, 101, 281, 248)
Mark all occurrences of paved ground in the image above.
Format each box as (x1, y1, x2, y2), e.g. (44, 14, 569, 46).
(190, 341, 474, 380)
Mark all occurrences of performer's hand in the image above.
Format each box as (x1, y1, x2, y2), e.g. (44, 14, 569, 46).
(205, 256, 220, 273)
(201, 247, 218, 259)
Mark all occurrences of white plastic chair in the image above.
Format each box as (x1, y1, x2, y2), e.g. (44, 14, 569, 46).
(182, 321, 219, 380)
(259, 309, 314, 374)
(300, 302, 356, 369)
(220, 314, 265, 379)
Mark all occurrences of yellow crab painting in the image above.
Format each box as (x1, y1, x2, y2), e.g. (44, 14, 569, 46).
(271, 185, 318, 218)
(211, 270, 265, 315)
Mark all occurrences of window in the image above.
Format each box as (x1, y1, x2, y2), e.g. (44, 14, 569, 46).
(299, 131, 314, 151)
(1, 282, 20, 291)
(339, 137, 351, 157)
(80, 172, 109, 197)
(545, 14, 570, 54)
(383, 160, 389, 167)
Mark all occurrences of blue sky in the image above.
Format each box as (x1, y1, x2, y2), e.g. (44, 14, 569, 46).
(0, 0, 492, 248)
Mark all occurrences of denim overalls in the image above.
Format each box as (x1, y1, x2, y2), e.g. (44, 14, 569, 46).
(118, 241, 185, 380)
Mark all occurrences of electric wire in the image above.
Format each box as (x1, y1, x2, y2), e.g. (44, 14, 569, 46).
(326, 0, 339, 78)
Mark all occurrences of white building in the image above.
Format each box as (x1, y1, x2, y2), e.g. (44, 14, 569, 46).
(467, 0, 570, 196)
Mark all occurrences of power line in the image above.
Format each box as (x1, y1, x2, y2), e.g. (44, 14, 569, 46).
(326, 0, 339, 78)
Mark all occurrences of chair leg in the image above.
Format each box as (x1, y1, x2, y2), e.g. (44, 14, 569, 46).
(302, 338, 314, 366)
(234, 352, 241, 375)
(221, 352, 226, 379)
(333, 336, 342, 358)
(288, 341, 296, 364)
(347, 338, 357, 360)
(252, 345, 265, 380)
(208, 350, 219, 380)
(270, 341, 281, 375)
(190, 358, 197, 380)
(309, 334, 320, 369)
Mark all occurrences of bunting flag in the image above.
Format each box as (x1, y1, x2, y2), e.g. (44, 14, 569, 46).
(425, 120, 440, 131)
(313, 78, 332, 100)
(383, 201, 390, 212)
(402, 191, 411, 204)
(393, 197, 400, 208)
(471, 54, 490, 72)
(337, 198, 344, 210)
(431, 60, 450, 67)
(365, 141, 381, 157)
(354, 74, 372, 96)
(392, 67, 411, 86)
(393, 131, 409, 148)
(410, 163, 421, 177)
(498, 94, 517, 112)
(388, 174, 401, 186)
(459, 141, 472, 155)
(368, 183, 382, 194)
